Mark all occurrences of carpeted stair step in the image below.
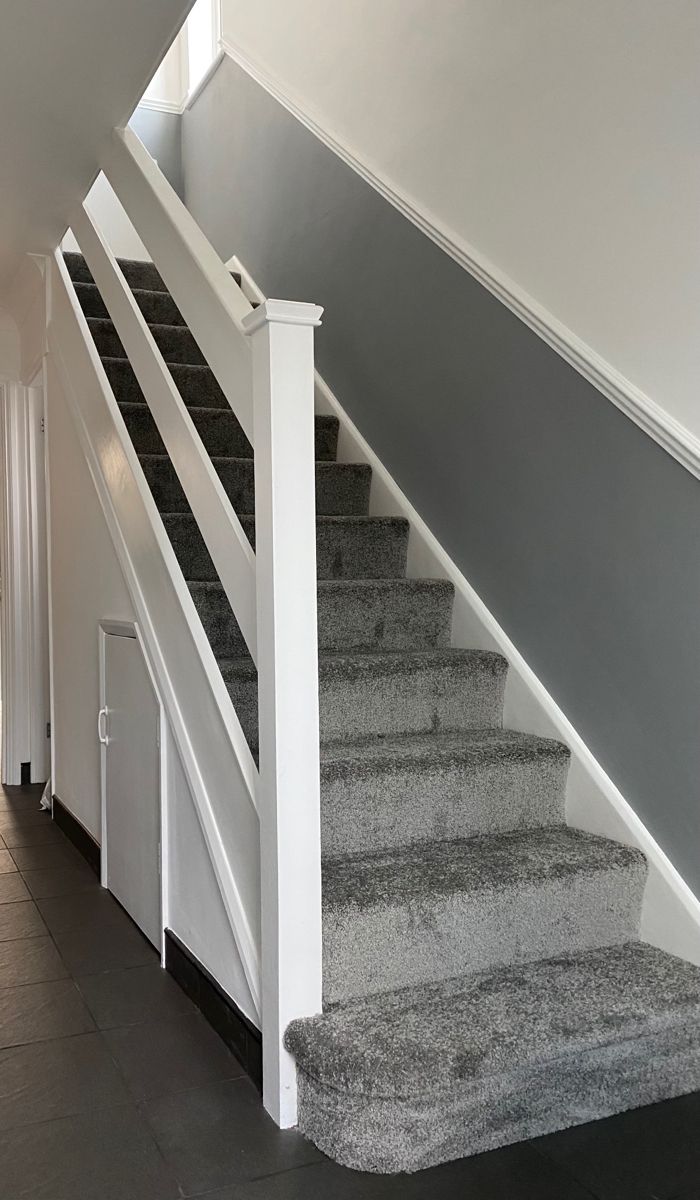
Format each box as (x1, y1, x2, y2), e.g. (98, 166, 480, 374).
(117, 402, 338, 462)
(140, 454, 372, 517)
(189, 578, 455, 657)
(220, 648, 508, 751)
(74, 281, 185, 326)
(162, 513, 409, 581)
(64, 250, 167, 292)
(104, 358, 229, 410)
(319, 729, 570, 857)
(321, 826, 647, 1004)
(285, 940, 700, 1172)
(87, 316, 206, 365)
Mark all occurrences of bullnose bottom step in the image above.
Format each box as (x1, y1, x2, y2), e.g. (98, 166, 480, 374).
(286, 941, 700, 1173)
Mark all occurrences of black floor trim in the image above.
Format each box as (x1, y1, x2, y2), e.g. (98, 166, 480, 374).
(52, 795, 101, 876)
(165, 929, 262, 1090)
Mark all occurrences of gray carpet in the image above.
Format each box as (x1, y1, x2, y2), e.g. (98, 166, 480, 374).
(64, 249, 700, 1174)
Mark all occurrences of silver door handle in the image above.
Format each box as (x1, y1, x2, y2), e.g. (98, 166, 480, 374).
(97, 707, 110, 746)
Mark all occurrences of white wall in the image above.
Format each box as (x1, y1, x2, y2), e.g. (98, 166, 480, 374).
(221, 0, 700, 440)
(3, 256, 45, 384)
(46, 353, 135, 833)
(0, 312, 19, 381)
(63, 175, 151, 263)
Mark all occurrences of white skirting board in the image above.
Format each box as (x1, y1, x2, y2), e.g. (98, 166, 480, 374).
(228, 251, 700, 969)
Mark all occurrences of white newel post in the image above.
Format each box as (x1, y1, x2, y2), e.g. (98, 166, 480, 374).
(243, 299, 324, 1128)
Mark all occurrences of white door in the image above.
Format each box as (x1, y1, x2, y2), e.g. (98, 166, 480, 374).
(103, 630, 161, 948)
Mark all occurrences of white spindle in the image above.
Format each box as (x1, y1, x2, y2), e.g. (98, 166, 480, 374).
(243, 299, 324, 1128)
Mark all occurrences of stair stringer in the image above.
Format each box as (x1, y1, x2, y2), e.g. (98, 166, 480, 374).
(47, 249, 262, 1022)
(226, 253, 700, 971)
(325, 383, 700, 968)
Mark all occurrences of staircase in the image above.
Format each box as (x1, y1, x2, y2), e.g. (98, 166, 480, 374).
(64, 250, 700, 1174)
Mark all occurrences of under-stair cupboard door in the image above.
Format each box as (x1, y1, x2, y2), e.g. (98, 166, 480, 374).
(101, 626, 161, 949)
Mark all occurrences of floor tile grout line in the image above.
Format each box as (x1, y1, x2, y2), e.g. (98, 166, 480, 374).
(527, 1138, 605, 1199)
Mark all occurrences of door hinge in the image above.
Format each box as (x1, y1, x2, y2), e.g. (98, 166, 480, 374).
(40, 416, 45, 433)
(46, 721, 51, 739)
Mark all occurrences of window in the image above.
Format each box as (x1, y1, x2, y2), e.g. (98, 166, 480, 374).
(185, 0, 220, 98)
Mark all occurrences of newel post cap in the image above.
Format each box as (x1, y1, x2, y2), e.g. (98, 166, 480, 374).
(242, 298, 324, 335)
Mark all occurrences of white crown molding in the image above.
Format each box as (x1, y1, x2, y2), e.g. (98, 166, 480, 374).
(136, 96, 186, 116)
(219, 38, 700, 483)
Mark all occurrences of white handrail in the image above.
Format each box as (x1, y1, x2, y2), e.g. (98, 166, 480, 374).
(101, 125, 255, 444)
(70, 204, 258, 662)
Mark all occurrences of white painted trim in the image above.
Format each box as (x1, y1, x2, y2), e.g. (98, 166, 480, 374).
(99, 620, 169, 963)
(101, 126, 255, 444)
(136, 97, 185, 116)
(0, 384, 33, 784)
(185, 47, 225, 111)
(244, 299, 323, 1129)
(42, 355, 57, 792)
(219, 39, 700, 483)
(235, 255, 700, 968)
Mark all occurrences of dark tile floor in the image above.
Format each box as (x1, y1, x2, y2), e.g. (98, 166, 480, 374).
(0, 782, 698, 1199)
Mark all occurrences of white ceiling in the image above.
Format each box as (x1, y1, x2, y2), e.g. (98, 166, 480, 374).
(0, 0, 192, 287)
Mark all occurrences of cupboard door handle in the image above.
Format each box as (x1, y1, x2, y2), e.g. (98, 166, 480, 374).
(97, 707, 110, 746)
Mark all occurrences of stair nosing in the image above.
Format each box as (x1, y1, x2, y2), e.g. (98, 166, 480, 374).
(286, 941, 700, 1101)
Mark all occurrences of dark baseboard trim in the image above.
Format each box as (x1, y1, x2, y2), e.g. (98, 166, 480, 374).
(165, 930, 262, 1091)
(52, 795, 101, 876)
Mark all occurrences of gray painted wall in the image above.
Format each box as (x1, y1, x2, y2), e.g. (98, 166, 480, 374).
(130, 106, 183, 197)
(182, 57, 700, 895)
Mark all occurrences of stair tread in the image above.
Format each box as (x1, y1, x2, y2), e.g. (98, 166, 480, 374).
(117, 400, 338, 425)
(218, 646, 508, 680)
(161, 511, 405, 528)
(87, 315, 187, 335)
(138, 452, 362, 467)
(322, 826, 644, 912)
(286, 940, 700, 1098)
(75, 280, 171, 301)
(188, 578, 452, 595)
(319, 727, 569, 769)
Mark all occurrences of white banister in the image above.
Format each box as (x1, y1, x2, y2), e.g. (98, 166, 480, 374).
(243, 299, 324, 1127)
(101, 125, 255, 444)
(70, 203, 258, 662)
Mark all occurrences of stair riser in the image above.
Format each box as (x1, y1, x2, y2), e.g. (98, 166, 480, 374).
(322, 861, 646, 1004)
(89, 319, 206, 365)
(120, 405, 338, 462)
(104, 359, 230, 410)
(321, 753, 569, 858)
(296, 1022, 700, 1173)
(142, 458, 371, 517)
(164, 515, 409, 581)
(317, 657, 506, 742)
(191, 582, 454, 657)
(75, 282, 184, 326)
(225, 656, 506, 752)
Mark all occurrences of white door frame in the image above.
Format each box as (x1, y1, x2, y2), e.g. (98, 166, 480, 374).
(98, 619, 168, 963)
(0, 376, 50, 784)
